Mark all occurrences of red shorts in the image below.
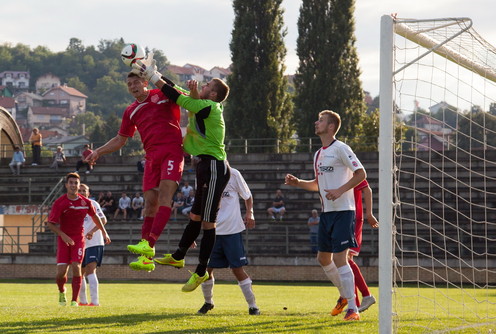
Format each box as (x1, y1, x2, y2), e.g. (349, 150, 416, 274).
(142, 149, 184, 192)
(57, 235, 85, 264)
(349, 218, 364, 256)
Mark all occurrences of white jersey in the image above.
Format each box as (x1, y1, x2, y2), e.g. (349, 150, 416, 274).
(216, 168, 252, 235)
(314, 140, 364, 213)
(83, 199, 106, 248)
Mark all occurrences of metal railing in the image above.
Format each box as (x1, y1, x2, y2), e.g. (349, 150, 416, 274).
(31, 177, 64, 242)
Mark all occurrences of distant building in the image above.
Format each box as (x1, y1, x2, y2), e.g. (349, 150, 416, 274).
(43, 135, 89, 157)
(35, 74, 61, 95)
(0, 97, 16, 118)
(42, 84, 87, 116)
(27, 106, 69, 128)
(166, 65, 196, 82)
(0, 71, 29, 91)
(15, 92, 43, 111)
(166, 64, 232, 83)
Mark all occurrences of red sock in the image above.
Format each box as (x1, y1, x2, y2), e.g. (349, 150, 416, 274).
(56, 276, 67, 293)
(148, 206, 172, 247)
(141, 216, 154, 240)
(71, 276, 82, 302)
(349, 259, 370, 298)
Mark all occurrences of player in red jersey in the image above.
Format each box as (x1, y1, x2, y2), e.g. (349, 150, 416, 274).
(328, 179, 379, 316)
(47, 172, 110, 306)
(86, 72, 184, 271)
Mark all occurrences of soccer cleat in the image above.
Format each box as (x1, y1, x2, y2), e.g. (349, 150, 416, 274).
(127, 239, 155, 257)
(249, 307, 261, 315)
(182, 271, 209, 292)
(197, 302, 214, 314)
(358, 295, 376, 313)
(88, 303, 100, 306)
(129, 255, 155, 271)
(78, 302, 89, 306)
(154, 254, 185, 268)
(59, 291, 67, 306)
(330, 297, 348, 316)
(70, 301, 79, 307)
(343, 309, 360, 321)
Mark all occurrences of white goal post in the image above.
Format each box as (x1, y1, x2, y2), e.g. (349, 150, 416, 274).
(379, 15, 496, 333)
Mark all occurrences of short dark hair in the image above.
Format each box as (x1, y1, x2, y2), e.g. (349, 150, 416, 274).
(66, 172, 80, 183)
(212, 78, 229, 102)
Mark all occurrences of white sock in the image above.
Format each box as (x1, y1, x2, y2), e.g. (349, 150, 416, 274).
(87, 273, 99, 305)
(321, 262, 344, 297)
(238, 278, 257, 309)
(201, 278, 214, 304)
(337, 264, 357, 311)
(78, 276, 88, 304)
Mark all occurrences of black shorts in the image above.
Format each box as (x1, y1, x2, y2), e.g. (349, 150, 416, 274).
(191, 156, 230, 223)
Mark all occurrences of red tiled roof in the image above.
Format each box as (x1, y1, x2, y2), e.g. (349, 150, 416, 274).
(167, 65, 195, 75)
(43, 85, 87, 98)
(31, 107, 68, 116)
(0, 96, 15, 108)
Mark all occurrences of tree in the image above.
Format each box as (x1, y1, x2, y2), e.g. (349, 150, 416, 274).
(457, 111, 496, 150)
(226, 0, 294, 151)
(294, 0, 366, 139)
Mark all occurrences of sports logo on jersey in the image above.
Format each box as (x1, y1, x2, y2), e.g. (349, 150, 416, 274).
(319, 166, 334, 172)
(80, 199, 85, 206)
(352, 161, 358, 167)
(151, 94, 159, 103)
(222, 191, 230, 198)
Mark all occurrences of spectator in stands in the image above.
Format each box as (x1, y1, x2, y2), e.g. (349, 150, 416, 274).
(100, 191, 116, 216)
(180, 181, 194, 198)
(114, 192, 131, 220)
(9, 145, 25, 175)
(171, 192, 185, 220)
(307, 209, 320, 254)
(76, 144, 94, 174)
(97, 192, 106, 207)
(50, 146, 67, 171)
(267, 189, 286, 221)
(182, 189, 195, 217)
(130, 192, 144, 220)
(29, 128, 42, 165)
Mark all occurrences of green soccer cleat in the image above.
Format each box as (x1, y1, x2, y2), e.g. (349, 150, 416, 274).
(129, 255, 156, 272)
(127, 239, 155, 257)
(59, 291, 67, 306)
(70, 301, 79, 307)
(154, 254, 185, 268)
(182, 271, 209, 292)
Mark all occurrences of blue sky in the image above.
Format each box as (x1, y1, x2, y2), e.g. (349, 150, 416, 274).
(1, 0, 495, 96)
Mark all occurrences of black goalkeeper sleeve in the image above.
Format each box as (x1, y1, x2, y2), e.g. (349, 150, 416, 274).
(161, 75, 175, 87)
(160, 80, 181, 103)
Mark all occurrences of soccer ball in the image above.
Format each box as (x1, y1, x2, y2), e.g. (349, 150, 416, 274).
(121, 43, 145, 67)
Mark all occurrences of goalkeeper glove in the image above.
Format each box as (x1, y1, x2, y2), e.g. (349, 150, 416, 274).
(132, 53, 162, 84)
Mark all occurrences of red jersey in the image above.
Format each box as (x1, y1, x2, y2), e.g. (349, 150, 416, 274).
(48, 194, 96, 236)
(119, 89, 182, 154)
(354, 179, 369, 224)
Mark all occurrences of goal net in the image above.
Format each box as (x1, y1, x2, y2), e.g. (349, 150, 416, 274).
(379, 16, 496, 333)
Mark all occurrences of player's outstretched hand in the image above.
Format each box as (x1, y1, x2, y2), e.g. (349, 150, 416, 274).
(132, 57, 162, 84)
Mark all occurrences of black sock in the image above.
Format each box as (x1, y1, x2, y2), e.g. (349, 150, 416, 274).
(172, 220, 201, 260)
(196, 228, 216, 276)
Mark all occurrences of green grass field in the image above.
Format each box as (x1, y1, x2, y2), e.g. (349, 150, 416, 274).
(1, 280, 495, 333)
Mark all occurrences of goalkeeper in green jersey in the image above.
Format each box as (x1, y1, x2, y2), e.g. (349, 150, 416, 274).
(132, 55, 231, 293)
